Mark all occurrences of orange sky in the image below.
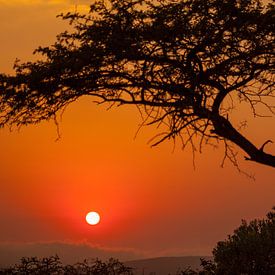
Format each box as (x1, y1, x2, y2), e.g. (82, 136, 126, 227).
(0, 0, 274, 264)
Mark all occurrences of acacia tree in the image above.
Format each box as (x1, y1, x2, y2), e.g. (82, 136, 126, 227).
(0, 0, 274, 168)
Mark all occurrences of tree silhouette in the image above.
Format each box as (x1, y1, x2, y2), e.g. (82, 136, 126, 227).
(0, 0, 274, 168)
(179, 206, 275, 274)
(204, 206, 275, 275)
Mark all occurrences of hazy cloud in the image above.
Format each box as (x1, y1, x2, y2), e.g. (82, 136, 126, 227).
(0, 241, 144, 267)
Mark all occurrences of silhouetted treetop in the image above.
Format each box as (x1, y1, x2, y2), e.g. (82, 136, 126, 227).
(211, 206, 275, 274)
(180, 206, 275, 274)
(0, 0, 274, 168)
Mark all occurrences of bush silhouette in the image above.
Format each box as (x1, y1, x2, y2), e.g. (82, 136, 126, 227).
(180, 206, 275, 275)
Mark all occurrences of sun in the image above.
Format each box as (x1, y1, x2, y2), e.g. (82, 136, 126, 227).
(86, 211, 100, 225)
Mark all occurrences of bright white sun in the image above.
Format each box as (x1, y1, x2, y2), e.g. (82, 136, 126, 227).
(86, 211, 100, 225)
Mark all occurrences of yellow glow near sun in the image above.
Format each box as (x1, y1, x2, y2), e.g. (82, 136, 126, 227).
(0, 0, 64, 5)
(86, 211, 100, 225)
(0, 0, 91, 12)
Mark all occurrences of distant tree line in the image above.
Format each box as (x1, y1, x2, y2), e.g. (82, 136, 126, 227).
(0, 257, 133, 275)
(1, 207, 274, 274)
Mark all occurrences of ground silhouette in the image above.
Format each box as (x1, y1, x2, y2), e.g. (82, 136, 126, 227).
(0, 257, 133, 274)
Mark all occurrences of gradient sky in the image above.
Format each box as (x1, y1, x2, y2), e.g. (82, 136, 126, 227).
(0, 0, 274, 266)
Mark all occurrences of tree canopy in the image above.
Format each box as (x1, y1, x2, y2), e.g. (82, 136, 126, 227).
(0, 0, 274, 168)
(180, 206, 275, 275)
(211, 206, 275, 274)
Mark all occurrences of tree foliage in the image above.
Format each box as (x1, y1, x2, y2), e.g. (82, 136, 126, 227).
(0, 0, 274, 167)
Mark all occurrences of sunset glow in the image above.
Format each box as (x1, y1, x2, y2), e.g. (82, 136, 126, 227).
(0, 0, 274, 269)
